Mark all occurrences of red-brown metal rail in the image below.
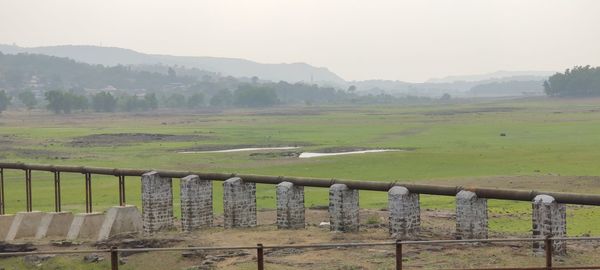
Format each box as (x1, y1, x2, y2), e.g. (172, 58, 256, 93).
(3, 161, 600, 213)
(0, 168, 4, 215)
(1, 237, 600, 270)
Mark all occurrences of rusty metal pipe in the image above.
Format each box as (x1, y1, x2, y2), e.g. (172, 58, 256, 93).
(2, 162, 600, 206)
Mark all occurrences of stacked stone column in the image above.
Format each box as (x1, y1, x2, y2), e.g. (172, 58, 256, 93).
(276, 182, 305, 229)
(329, 184, 359, 232)
(532, 195, 567, 255)
(180, 175, 213, 232)
(388, 186, 420, 239)
(223, 177, 257, 228)
(141, 171, 174, 234)
(455, 190, 488, 239)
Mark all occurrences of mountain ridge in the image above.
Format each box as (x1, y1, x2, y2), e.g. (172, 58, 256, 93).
(0, 44, 346, 85)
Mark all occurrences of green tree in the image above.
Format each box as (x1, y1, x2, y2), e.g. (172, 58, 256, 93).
(144, 93, 158, 110)
(164, 93, 186, 108)
(0, 90, 11, 114)
(45, 90, 66, 114)
(71, 93, 89, 112)
(92, 92, 117, 112)
(209, 89, 233, 107)
(18, 90, 37, 110)
(544, 66, 600, 97)
(45, 90, 87, 114)
(234, 85, 278, 107)
(187, 93, 205, 108)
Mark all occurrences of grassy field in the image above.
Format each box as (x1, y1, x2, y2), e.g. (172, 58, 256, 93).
(1, 97, 600, 235)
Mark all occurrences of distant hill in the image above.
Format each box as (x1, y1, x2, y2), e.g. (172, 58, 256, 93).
(426, 70, 554, 83)
(467, 80, 544, 97)
(352, 76, 547, 98)
(0, 44, 346, 85)
(0, 52, 195, 91)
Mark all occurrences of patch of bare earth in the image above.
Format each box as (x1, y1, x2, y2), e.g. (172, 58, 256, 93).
(69, 133, 207, 147)
(7, 209, 600, 269)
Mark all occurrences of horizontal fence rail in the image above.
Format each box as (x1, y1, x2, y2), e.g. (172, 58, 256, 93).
(2, 161, 600, 206)
(1, 237, 600, 270)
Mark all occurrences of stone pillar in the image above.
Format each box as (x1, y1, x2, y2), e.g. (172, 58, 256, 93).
(180, 175, 213, 231)
(388, 186, 420, 239)
(455, 190, 488, 239)
(276, 182, 305, 229)
(223, 177, 257, 228)
(141, 171, 174, 234)
(532, 195, 567, 255)
(329, 184, 359, 232)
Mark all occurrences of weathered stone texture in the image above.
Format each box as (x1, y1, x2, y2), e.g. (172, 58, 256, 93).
(276, 182, 305, 229)
(141, 171, 173, 234)
(180, 175, 213, 231)
(455, 190, 488, 239)
(329, 184, 359, 232)
(532, 195, 567, 255)
(388, 186, 420, 239)
(223, 177, 257, 228)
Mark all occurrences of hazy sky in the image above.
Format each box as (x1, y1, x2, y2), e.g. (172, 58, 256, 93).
(1, 0, 599, 82)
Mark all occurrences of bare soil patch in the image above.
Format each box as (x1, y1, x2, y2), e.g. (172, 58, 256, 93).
(8, 209, 600, 269)
(182, 143, 311, 152)
(16, 149, 71, 160)
(249, 151, 301, 158)
(70, 133, 206, 147)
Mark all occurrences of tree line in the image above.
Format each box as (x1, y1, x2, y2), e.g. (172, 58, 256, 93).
(0, 52, 451, 114)
(544, 66, 600, 97)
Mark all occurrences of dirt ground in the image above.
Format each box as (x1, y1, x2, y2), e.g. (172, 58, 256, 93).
(4, 209, 599, 270)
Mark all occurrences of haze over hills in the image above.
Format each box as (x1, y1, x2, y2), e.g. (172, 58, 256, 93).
(0, 44, 346, 86)
(0, 44, 555, 97)
(426, 70, 555, 83)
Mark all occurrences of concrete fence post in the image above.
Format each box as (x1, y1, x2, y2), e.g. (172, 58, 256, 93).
(276, 181, 305, 229)
(532, 194, 567, 255)
(180, 175, 213, 231)
(388, 186, 420, 239)
(329, 184, 359, 232)
(455, 190, 488, 239)
(141, 171, 173, 234)
(223, 177, 257, 228)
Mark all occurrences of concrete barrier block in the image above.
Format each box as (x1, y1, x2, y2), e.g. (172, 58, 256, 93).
(35, 212, 74, 239)
(98, 205, 143, 241)
(67, 212, 105, 240)
(5, 211, 46, 241)
(0, 215, 15, 240)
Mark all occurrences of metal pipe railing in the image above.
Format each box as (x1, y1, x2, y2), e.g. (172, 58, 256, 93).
(1, 237, 600, 270)
(2, 161, 600, 207)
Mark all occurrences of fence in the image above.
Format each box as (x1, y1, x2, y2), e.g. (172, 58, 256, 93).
(0, 161, 595, 254)
(2, 161, 600, 215)
(1, 237, 599, 269)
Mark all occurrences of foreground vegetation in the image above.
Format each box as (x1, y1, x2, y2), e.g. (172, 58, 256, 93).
(1, 97, 600, 236)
